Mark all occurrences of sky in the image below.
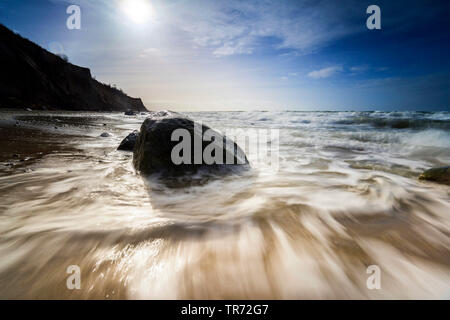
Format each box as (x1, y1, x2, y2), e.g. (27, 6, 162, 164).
(0, 0, 449, 111)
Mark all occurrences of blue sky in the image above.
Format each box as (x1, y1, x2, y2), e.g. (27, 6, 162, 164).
(0, 0, 449, 111)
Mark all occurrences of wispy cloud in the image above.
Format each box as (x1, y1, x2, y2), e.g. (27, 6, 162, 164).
(308, 66, 343, 79)
(166, 0, 363, 57)
(349, 65, 369, 74)
(212, 39, 254, 57)
(139, 47, 162, 58)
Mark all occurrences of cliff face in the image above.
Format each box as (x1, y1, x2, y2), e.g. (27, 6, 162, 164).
(0, 24, 147, 111)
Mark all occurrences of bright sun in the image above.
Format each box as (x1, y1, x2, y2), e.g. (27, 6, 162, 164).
(121, 0, 155, 24)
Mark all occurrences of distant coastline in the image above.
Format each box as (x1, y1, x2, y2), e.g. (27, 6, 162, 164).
(0, 24, 147, 112)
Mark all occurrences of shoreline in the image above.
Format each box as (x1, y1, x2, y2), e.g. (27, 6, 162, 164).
(0, 110, 449, 299)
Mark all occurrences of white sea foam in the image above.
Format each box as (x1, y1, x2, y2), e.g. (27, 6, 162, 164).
(0, 110, 448, 299)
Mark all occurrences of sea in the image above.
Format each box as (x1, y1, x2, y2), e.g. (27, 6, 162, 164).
(0, 110, 449, 299)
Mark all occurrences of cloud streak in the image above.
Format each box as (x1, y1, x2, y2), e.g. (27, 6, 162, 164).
(165, 0, 363, 57)
(308, 66, 343, 79)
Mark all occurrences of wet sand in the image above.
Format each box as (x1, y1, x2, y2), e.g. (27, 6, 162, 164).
(0, 110, 449, 299)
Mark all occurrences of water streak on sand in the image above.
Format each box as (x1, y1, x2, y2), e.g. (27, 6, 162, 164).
(0, 110, 449, 299)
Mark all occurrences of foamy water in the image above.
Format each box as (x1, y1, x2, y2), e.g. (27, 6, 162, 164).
(0, 110, 449, 299)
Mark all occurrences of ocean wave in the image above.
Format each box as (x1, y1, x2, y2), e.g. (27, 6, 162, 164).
(187, 111, 450, 131)
(401, 129, 450, 148)
(333, 117, 450, 130)
(1, 110, 449, 299)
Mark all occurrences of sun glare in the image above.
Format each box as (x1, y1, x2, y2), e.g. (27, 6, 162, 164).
(121, 0, 154, 24)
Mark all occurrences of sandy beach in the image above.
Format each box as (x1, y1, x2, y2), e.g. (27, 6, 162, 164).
(0, 110, 449, 299)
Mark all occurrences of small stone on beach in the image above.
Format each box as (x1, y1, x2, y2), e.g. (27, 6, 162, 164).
(419, 166, 450, 185)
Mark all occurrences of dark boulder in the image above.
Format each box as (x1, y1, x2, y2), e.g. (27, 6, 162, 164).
(419, 166, 450, 185)
(133, 111, 249, 176)
(118, 130, 139, 151)
(125, 110, 137, 116)
(100, 132, 110, 137)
